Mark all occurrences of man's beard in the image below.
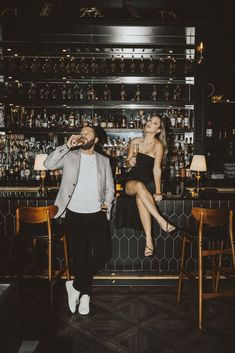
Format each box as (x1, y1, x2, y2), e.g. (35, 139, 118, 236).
(80, 138, 96, 150)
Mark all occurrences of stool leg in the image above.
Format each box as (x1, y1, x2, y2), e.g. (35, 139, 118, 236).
(48, 239, 52, 281)
(63, 234, 70, 280)
(198, 237, 203, 329)
(177, 235, 187, 303)
(215, 241, 224, 292)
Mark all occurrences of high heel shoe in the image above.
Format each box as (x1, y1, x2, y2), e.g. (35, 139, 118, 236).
(144, 244, 154, 257)
(166, 222, 177, 235)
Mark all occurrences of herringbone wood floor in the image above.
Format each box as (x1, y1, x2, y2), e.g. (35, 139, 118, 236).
(15, 282, 235, 353)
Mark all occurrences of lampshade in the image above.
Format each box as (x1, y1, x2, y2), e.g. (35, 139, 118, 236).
(34, 154, 48, 171)
(190, 154, 207, 172)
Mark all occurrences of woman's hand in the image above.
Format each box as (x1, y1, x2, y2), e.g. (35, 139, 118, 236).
(153, 193, 163, 202)
(126, 157, 137, 167)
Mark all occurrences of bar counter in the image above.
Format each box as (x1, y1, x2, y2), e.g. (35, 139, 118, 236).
(0, 186, 234, 280)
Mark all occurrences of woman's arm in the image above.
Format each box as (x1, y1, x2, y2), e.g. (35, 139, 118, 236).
(153, 142, 164, 199)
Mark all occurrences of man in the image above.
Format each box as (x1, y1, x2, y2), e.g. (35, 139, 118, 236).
(44, 125, 114, 315)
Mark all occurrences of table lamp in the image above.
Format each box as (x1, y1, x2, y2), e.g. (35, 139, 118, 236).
(190, 154, 207, 197)
(34, 154, 48, 195)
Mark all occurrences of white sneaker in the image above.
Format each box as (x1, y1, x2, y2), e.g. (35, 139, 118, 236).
(78, 294, 90, 315)
(65, 280, 80, 313)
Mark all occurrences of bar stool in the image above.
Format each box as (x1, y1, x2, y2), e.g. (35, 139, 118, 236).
(177, 207, 235, 329)
(15, 205, 70, 303)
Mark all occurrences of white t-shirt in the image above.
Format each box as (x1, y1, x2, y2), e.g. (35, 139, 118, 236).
(67, 153, 100, 213)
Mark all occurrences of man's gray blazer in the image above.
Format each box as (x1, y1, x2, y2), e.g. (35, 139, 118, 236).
(44, 144, 115, 219)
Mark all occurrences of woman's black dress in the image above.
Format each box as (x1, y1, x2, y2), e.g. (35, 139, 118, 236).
(115, 153, 156, 230)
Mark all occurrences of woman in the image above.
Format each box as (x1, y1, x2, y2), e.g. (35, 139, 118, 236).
(125, 115, 175, 257)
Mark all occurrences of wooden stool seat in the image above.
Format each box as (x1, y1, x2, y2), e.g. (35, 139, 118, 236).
(177, 207, 235, 329)
(16, 206, 70, 303)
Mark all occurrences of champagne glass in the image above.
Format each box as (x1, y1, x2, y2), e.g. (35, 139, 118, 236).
(132, 143, 139, 167)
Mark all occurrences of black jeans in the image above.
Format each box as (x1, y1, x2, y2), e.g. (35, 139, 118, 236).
(65, 209, 111, 295)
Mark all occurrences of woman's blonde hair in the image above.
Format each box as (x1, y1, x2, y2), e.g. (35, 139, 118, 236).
(153, 115, 168, 160)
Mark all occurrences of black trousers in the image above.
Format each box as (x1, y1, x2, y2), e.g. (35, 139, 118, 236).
(65, 209, 111, 295)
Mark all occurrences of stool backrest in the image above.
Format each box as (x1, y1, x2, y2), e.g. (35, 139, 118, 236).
(192, 207, 231, 227)
(15, 205, 58, 237)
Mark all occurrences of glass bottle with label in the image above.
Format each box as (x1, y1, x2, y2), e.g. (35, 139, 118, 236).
(120, 84, 126, 101)
(206, 121, 213, 138)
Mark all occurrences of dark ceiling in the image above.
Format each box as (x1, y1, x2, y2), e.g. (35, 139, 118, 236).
(0, 0, 234, 99)
(0, 0, 233, 23)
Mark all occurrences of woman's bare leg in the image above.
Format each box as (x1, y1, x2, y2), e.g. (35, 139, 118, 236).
(125, 180, 175, 232)
(136, 195, 154, 256)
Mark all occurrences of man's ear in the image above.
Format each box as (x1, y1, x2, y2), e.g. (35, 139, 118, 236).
(95, 137, 99, 144)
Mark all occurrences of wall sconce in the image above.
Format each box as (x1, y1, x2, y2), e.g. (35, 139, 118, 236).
(197, 41, 204, 64)
(34, 154, 48, 195)
(190, 155, 207, 197)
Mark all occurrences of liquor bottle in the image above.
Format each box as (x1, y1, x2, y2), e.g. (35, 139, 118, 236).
(91, 86, 97, 101)
(86, 83, 92, 100)
(28, 82, 37, 100)
(134, 84, 141, 101)
(44, 83, 50, 100)
(176, 111, 183, 129)
(79, 57, 86, 75)
(224, 142, 235, 179)
(134, 112, 142, 129)
(139, 55, 145, 73)
(120, 84, 126, 101)
(119, 55, 125, 74)
(68, 111, 75, 128)
(120, 109, 127, 128)
(43, 58, 52, 73)
(67, 85, 72, 100)
(79, 88, 84, 100)
(92, 113, 99, 127)
(61, 84, 67, 100)
(183, 112, 191, 130)
(168, 57, 176, 75)
(17, 82, 24, 99)
(107, 114, 114, 129)
(206, 121, 213, 138)
(51, 85, 57, 100)
(110, 55, 116, 74)
(163, 85, 170, 101)
(128, 114, 135, 128)
(184, 57, 194, 75)
(32, 57, 41, 73)
(19, 57, 28, 72)
(100, 57, 107, 75)
(100, 114, 107, 128)
(130, 55, 136, 73)
(147, 55, 154, 74)
(59, 58, 66, 74)
(157, 57, 165, 75)
(73, 83, 80, 100)
(173, 85, 182, 101)
(151, 85, 158, 101)
(115, 165, 123, 197)
(103, 83, 111, 100)
(90, 57, 97, 75)
(169, 109, 176, 129)
(70, 56, 77, 74)
(139, 110, 146, 128)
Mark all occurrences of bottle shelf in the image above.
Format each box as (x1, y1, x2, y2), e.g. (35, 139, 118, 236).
(4, 76, 195, 84)
(0, 23, 197, 185)
(4, 100, 194, 109)
(0, 127, 193, 134)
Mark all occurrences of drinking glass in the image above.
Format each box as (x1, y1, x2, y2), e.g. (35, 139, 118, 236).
(132, 143, 139, 166)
